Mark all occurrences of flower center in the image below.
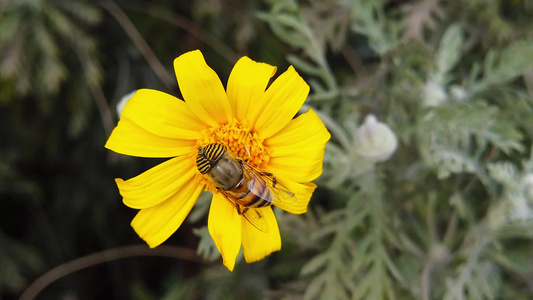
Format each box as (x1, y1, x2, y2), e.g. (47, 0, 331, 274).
(197, 119, 270, 191)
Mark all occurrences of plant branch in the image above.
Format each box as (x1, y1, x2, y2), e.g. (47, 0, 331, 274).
(341, 44, 369, 78)
(125, 3, 240, 64)
(90, 83, 114, 138)
(421, 260, 434, 300)
(20, 244, 203, 300)
(99, 0, 175, 91)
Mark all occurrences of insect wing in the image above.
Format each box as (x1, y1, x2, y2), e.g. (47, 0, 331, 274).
(217, 190, 268, 233)
(242, 207, 269, 233)
(242, 162, 296, 205)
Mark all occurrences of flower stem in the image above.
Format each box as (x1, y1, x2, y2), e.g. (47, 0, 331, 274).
(20, 245, 202, 300)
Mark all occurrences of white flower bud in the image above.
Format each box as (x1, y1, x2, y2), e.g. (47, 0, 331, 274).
(354, 114, 398, 163)
(521, 173, 533, 204)
(429, 243, 451, 266)
(450, 84, 467, 102)
(423, 80, 447, 107)
(116, 90, 137, 118)
(508, 193, 533, 222)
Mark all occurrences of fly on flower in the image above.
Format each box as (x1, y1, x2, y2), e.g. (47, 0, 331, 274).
(197, 143, 297, 233)
(105, 50, 330, 271)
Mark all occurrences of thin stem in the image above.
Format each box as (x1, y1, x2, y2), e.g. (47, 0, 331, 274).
(99, 0, 175, 91)
(341, 44, 369, 78)
(126, 3, 240, 64)
(20, 245, 202, 300)
(426, 193, 437, 243)
(90, 83, 114, 138)
(444, 229, 488, 300)
(0, 0, 6, 18)
(111, 51, 131, 104)
(298, 17, 338, 93)
(421, 261, 434, 300)
(443, 211, 458, 247)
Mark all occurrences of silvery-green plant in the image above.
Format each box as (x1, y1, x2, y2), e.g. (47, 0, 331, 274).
(247, 1, 533, 299)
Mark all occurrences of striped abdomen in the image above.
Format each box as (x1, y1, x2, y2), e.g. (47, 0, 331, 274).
(230, 172, 273, 209)
(197, 143, 273, 209)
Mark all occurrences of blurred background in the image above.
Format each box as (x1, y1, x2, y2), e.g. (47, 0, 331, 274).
(1, 0, 533, 299)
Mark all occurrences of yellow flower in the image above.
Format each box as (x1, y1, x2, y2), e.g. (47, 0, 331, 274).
(105, 50, 330, 271)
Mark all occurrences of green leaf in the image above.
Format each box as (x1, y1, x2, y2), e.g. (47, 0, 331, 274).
(193, 227, 220, 262)
(287, 54, 322, 76)
(433, 24, 464, 85)
(300, 252, 329, 276)
(469, 40, 533, 94)
(418, 102, 524, 179)
(304, 273, 327, 300)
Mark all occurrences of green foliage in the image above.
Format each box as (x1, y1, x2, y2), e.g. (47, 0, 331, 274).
(0, 0, 103, 137)
(349, 0, 400, 55)
(254, 0, 533, 299)
(258, 0, 340, 101)
(468, 40, 533, 96)
(417, 102, 524, 180)
(3, 0, 533, 299)
(432, 24, 464, 86)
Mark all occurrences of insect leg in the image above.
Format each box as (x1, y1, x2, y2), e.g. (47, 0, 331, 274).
(235, 204, 251, 217)
(241, 207, 249, 215)
(257, 171, 277, 188)
(271, 174, 278, 188)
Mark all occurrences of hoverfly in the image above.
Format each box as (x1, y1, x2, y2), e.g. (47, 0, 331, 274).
(196, 143, 295, 232)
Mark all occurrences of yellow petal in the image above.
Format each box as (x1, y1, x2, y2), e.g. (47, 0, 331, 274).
(131, 179, 203, 248)
(174, 50, 231, 127)
(271, 174, 316, 214)
(105, 118, 197, 158)
(252, 66, 310, 139)
(265, 109, 331, 182)
(116, 154, 197, 209)
(208, 194, 242, 271)
(241, 207, 281, 263)
(226, 56, 277, 122)
(121, 89, 206, 140)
